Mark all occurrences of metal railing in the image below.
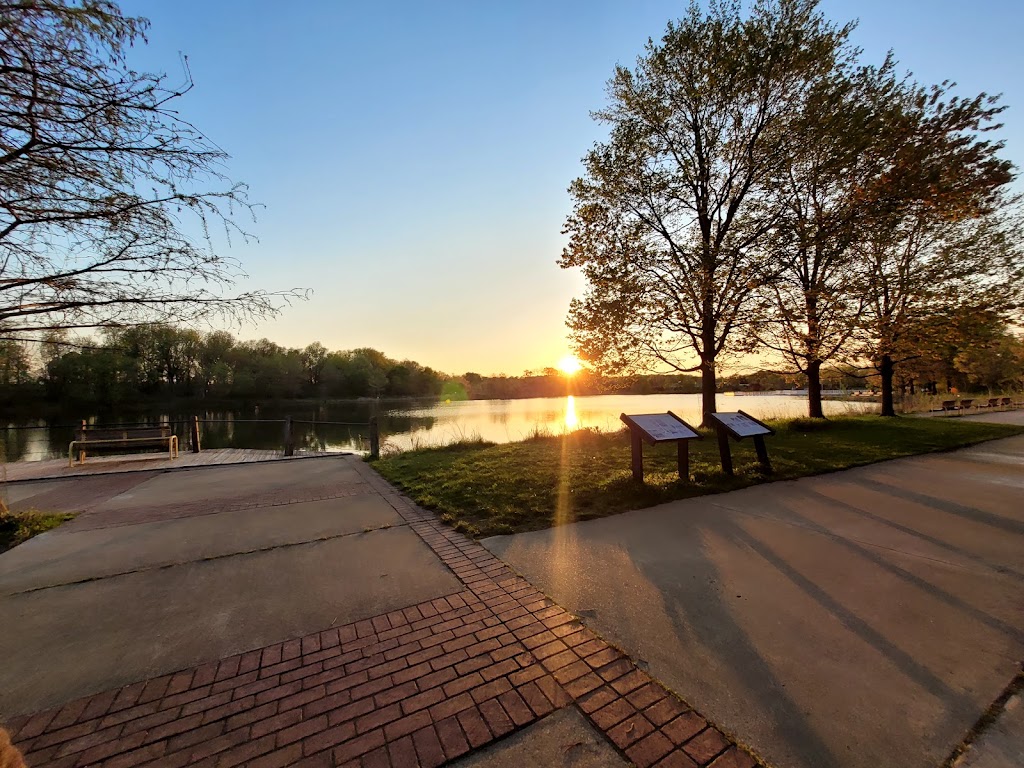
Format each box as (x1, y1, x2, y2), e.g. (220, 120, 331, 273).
(3, 415, 381, 459)
(187, 415, 380, 459)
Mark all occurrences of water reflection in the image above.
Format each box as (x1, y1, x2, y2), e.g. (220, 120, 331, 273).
(1, 393, 877, 461)
(564, 395, 579, 430)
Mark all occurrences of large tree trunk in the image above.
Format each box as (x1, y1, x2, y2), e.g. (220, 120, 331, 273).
(806, 360, 824, 418)
(879, 354, 896, 416)
(700, 357, 717, 427)
(803, 294, 825, 419)
(698, 311, 718, 426)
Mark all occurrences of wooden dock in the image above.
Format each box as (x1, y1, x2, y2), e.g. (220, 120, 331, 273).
(2, 448, 344, 483)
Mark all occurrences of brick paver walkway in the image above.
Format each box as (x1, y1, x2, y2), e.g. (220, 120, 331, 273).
(6, 463, 761, 768)
(8, 472, 159, 515)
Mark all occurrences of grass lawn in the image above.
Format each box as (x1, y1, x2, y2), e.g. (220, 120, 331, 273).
(372, 415, 1024, 538)
(0, 509, 76, 554)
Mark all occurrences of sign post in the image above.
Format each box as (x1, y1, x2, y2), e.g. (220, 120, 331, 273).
(619, 411, 701, 483)
(709, 410, 775, 475)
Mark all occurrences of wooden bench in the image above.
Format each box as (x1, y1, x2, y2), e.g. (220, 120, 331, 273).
(69, 423, 178, 466)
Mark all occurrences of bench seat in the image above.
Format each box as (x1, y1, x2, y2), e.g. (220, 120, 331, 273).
(69, 425, 178, 466)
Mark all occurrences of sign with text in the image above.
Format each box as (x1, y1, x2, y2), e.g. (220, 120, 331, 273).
(709, 410, 774, 475)
(711, 412, 772, 438)
(619, 411, 701, 483)
(621, 413, 700, 444)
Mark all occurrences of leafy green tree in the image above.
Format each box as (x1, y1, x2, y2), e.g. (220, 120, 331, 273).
(302, 343, 328, 392)
(955, 332, 1024, 392)
(560, 0, 852, 423)
(891, 304, 1013, 394)
(755, 58, 903, 417)
(0, 339, 31, 388)
(855, 201, 1019, 415)
(198, 331, 235, 397)
(845, 63, 1018, 415)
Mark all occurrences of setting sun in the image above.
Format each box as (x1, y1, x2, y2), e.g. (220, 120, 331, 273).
(557, 355, 583, 376)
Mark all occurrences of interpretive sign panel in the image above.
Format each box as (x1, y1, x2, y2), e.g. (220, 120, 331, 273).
(709, 410, 774, 475)
(711, 411, 772, 438)
(620, 411, 701, 483)
(621, 413, 700, 444)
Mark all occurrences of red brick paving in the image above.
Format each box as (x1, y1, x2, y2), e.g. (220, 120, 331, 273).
(3, 460, 763, 768)
(9, 472, 159, 515)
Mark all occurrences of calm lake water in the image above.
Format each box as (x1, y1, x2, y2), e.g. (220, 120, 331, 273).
(1, 393, 878, 463)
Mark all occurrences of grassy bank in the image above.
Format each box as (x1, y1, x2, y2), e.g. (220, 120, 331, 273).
(0, 509, 75, 554)
(373, 415, 1023, 538)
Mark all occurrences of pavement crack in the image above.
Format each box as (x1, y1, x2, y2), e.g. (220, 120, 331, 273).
(1, 522, 408, 596)
(942, 665, 1024, 767)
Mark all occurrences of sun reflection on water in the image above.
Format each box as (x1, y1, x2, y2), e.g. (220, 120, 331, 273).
(564, 395, 579, 430)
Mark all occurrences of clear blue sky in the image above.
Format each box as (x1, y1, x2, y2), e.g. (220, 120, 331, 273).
(119, 0, 1024, 376)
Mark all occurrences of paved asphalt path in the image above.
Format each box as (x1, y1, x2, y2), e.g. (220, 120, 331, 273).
(485, 423, 1024, 768)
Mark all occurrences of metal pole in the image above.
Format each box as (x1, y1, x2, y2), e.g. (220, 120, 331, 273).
(284, 415, 294, 456)
(190, 416, 201, 453)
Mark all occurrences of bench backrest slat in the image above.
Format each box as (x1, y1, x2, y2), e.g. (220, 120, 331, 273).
(77, 425, 171, 441)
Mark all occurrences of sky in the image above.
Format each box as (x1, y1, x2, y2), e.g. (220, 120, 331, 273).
(118, 0, 1024, 376)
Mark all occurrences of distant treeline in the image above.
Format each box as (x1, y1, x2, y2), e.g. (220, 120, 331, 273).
(0, 327, 444, 406)
(0, 326, 805, 408)
(0, 323, 1020, 411)
(460, 368, 867, 401)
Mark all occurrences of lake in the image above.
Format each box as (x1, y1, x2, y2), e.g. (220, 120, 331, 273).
(1, 393, 878, 462)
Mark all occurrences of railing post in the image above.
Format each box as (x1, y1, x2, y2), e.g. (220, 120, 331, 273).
(78, 419, 87, 465)
(284, 415, 294, 456)
(190, 416, 201, 453)
(369, 416, 379, 459)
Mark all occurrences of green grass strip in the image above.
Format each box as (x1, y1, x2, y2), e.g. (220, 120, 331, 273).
(0, 509, 76, 553)
(373, 415, 1023, 538)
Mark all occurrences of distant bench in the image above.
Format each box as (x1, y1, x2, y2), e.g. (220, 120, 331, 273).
(69, 423, 178, 467)
(933, 397, 1022, 416)
(934, 399, 974, 416)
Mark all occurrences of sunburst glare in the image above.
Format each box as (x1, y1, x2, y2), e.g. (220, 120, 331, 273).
(557, 355, 582, 376)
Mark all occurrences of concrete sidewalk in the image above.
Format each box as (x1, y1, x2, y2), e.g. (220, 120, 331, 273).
(0, 456, 461, 716)
(2, 453, 753, 768)
(485, 432, 1024, 768)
